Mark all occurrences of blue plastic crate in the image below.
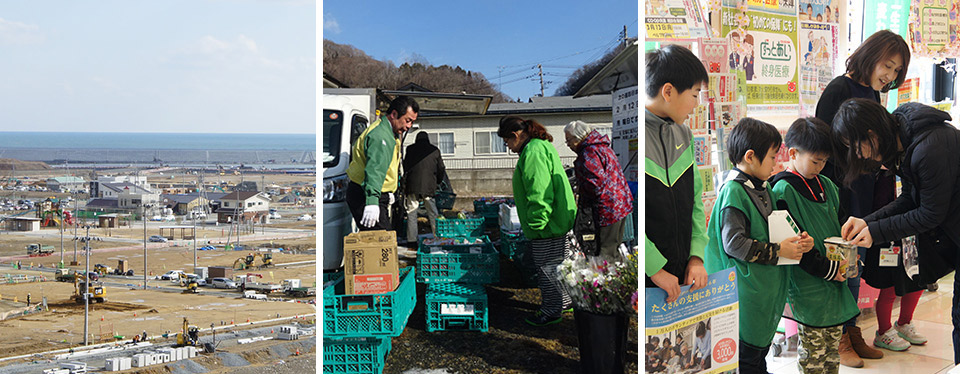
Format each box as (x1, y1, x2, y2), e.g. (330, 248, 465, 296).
(323, 337, 392, 374)
(499, 229, 530, 259)
(323, 267, 417, 338)
(425, 283, 488, 332)
(416, 237, 499, 284)
(436, 217, 485, 238)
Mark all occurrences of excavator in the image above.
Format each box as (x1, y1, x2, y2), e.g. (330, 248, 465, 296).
(175, 317, 200, 347)
(179, 273, 200, 293)
(74, 272, 106, 303)
(246, 253, 273, 269)
(232, 256, 248, 270)
(233, 253, 273, 270)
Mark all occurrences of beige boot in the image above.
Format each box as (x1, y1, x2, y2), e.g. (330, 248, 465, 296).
(839, 331, 865, 368)
(848, 325, 884, 359)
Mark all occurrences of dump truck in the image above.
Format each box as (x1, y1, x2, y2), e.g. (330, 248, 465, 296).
(56, 269, 76, 282)
(282, 279, 316, 298)
(26, 243, 55, 257)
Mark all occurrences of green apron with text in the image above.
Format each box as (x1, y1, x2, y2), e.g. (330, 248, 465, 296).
(705, 179, 787, 348)
(772, 176, 860, 327)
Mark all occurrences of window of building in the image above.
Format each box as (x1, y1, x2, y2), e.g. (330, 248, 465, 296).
(427, 133, 455, 154)
(475, 131, 509, 155)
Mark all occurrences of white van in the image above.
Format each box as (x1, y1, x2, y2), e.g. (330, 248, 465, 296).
(322, 88, 376, 271)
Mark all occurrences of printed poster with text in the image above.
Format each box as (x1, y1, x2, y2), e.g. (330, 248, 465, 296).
(646, 0, 712, 39)
(722, 0, 800, 113)
(798, 0, 842, 23)
(908, 0, 960, 57)
(646, 268, 740, 374)
(799, 22, 837, 116)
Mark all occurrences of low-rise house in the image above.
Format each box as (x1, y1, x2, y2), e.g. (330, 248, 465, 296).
(215, 191, 271, 224)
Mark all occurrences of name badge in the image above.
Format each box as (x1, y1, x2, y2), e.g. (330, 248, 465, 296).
(879, 246, 899, 267)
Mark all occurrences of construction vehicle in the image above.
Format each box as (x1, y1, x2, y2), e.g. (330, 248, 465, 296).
(234, 273, 282, 294)
(244, 252, 274, 269)
(93, 264, 112, 276)
(232, 257, 248, 270)
(179, 273, 200, 293)
(26, 243, 55, 257)
(175, 317, 200, 347)
(74, 272, 105, 303)
(282, 279, 316, 298)
(56, 269, 76, 282)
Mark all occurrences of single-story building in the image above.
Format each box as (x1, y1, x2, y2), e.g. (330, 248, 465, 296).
(46, 176, 86, 193)
(6, 217, 40, 232)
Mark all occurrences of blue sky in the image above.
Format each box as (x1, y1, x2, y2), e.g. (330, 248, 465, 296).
(0, 0, 315, 134)
(322, 1, 638, 101)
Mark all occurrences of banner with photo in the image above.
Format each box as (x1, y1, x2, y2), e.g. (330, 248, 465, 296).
(646, 268, 740, 374)
(799, 22, 838, 116)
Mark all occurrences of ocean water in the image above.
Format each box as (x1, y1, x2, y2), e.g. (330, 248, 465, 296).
(0, 132, 316, 168)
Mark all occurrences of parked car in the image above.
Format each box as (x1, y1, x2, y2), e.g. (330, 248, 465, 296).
(297, 214, 312, 221)
(148, 235, 168, 243)
(210, 277, 237, 289)
(159, 270, 184, 280)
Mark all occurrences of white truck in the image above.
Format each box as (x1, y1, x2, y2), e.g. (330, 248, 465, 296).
(234, 274, 282, 294)
(322, 88, 490, 271)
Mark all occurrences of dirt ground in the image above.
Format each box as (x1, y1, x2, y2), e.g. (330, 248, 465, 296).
(0, 280, 316, 358)
(382, 260, 640, 374)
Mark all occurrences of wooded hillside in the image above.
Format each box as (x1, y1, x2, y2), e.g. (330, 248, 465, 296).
(323, 39, 512, 103)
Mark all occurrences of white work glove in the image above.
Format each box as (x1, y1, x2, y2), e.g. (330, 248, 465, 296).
(387, 192, 395, 205)
(360, 205, 380, 228)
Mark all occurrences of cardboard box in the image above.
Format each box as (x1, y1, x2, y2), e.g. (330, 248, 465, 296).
(343, 230, 399, 295)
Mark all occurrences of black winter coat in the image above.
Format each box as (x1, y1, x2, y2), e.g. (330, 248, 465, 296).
(865, 103, 960, 280)
(402, 134, 447, 196)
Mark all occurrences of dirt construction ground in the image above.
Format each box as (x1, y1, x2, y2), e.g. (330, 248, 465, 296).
(0, 233, 317, 359)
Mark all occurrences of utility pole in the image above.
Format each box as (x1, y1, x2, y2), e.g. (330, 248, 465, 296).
(59, 199, 64, 266)
(621, 25, 628, 47)
(73, 198, 79, 265)
(143, 203, 148, 290)
(81, 225, 92, 346)
(537, 64, 545, 97)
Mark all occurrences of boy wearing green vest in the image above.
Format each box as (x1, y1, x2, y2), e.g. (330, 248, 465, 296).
(770, 118, 859, 374)
(704, 118, 813, 374)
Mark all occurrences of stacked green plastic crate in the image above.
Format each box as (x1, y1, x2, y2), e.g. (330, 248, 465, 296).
(417, 216, 498, 332)
(322, 267, 417, 374)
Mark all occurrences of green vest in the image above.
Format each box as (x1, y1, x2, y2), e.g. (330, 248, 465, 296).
(705, 179, 787, 348)
(772, 176, 860, 327)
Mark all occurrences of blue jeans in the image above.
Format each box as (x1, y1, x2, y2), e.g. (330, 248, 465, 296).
(843, 247, 868, 331)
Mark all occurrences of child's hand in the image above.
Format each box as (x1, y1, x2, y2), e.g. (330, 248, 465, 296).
(832, 259, 848, 282)
(685, 256, 708, 291)
(650, 269, 681, 303)
(798, 232, 815, 251)
(779, 235, 810, 260)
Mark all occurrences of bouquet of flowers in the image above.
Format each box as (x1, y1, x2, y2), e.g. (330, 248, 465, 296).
(556, 250, 638, 315)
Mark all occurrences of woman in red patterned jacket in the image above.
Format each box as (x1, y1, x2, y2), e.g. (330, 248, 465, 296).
(564, 120, 634, 259)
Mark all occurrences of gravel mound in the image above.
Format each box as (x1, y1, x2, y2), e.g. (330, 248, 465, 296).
(217, 352, 251, 367)
(167, 359, 210, 374)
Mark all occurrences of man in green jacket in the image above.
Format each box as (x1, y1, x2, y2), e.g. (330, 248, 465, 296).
(346, 95, 418, 230)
